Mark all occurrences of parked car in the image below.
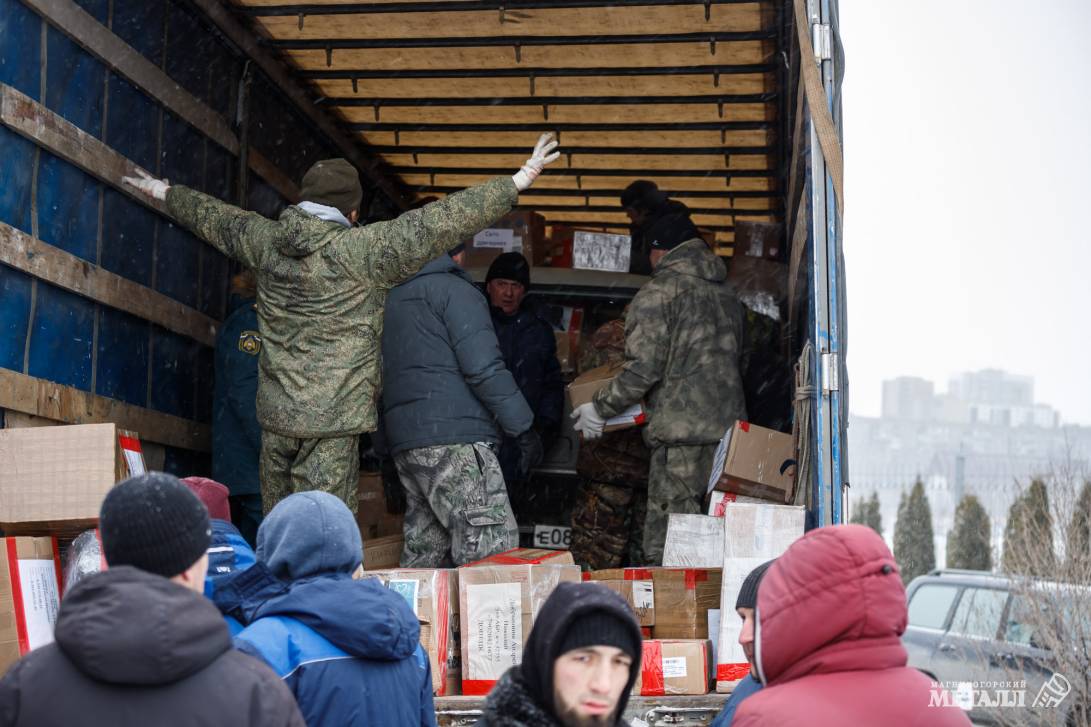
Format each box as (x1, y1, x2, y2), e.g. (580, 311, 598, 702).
(903, 568, 1089, 726)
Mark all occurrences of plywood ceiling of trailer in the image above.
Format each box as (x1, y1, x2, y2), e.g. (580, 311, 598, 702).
(229, 0, 783, 250)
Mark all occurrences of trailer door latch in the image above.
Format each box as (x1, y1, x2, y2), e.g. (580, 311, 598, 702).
(822, 352, 840, 393)
(812, 23, 833, 62)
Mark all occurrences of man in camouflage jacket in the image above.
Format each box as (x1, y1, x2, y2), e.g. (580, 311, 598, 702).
(572, 212, 747, 565)
(123, 135, 559, 516)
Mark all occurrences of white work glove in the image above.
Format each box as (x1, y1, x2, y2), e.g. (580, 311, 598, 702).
(571, 402, 606, 440)
(512, 132, 560, 192)
(121, 168, 170, 201)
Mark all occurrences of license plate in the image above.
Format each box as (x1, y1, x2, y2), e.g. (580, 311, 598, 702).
(532, 525, 572, 550)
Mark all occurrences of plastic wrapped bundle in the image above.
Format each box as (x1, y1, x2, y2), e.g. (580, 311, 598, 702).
(63, 529, 104, 593)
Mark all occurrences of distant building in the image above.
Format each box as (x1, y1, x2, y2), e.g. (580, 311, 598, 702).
(881, 376, 935, 420)
(949, 369, 1033, 408)
(879, 369, 1058, 430)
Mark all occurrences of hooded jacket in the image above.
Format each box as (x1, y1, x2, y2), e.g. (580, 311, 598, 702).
(733, 525, 972, 727)
(593, 239, 747, 449)
(382, 254, 533, 455)
(167, 176, 517, 439)
(478, 582, 642, 727)
(0, 566, 304, 727)
(215, 492, 436, 727)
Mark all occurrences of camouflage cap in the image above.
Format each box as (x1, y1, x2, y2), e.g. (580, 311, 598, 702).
(300, 158, 363, 217)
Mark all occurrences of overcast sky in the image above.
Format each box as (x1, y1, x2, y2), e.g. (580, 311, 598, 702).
(838, 1, 1091, 425)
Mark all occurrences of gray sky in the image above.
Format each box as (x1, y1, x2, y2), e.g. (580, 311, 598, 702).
(839, 1, 1091, 424)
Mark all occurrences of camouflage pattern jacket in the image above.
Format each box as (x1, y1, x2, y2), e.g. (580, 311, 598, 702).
(592, 239, 747, 449)
(166, 176, 518, 438)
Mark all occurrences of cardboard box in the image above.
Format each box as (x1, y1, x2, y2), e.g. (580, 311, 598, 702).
(1, 537, 62, 673)
(663, 515, 724, 568)
(650, 568, 722, 640)
(547, 224, 576, 268)
(733, 221, 783, 260)
(566, 363, 646, 433)
(0, 423, 145, 534)
(715, 503, 804, 692)
(586, 568, 655, 626)
(363, 534, 404, 570)
(542, 304, 584, 373)
(572, 230, 632, 272)
(707, 421, 796, 504)
(458, 561, 581, 695)
(464, 210, 546, 268)
(707, 490, 767, 516)
(466, 548, 575, 567)
(634, 639, 711, 696)
(367, 568, 461, 696)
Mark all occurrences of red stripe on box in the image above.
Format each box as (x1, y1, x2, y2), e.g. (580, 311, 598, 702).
(641, 626, 652, 638)
(462, 548, 564, 567)
(633, 411, 647, 425)
(462, 679, 497, 696)
(5, 539, 30, 655)
(716, 663, 752, 682)
(118, 435, 142, 453)
(50, 537, 63, 596)
(624, 568, 653, 580)
(739, 421, 750, 433)
(581, 572, 591, 581)
(435, 571, 449, 695)
(684, 569, 709, 589)
(640, 640, 664, 697)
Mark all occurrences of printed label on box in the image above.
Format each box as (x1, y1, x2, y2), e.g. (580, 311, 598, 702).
(466, 582, 522, 680)
(119, 435, 146, 476)
(474, 229, 515, 249)
(387, 579, 419, 617)
(17, 559, 60, 651)
(662, 656, 688, 679)
(632, 581, 654, 611)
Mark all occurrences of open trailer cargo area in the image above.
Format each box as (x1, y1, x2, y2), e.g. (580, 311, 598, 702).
(0, 0, 845, 718)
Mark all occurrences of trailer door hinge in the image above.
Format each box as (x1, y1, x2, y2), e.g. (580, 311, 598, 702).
(822, 352, 840, 393)
(812, 23, 832, 61)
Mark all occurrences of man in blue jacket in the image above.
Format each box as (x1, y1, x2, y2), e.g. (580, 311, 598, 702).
(214, 491, 436, 726)
(381, 244, 539, 567)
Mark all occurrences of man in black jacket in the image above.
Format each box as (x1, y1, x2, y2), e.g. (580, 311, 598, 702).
(381, 245, 540, 567)
(0, 473, 303, 727)
(477, 582, 642, 727)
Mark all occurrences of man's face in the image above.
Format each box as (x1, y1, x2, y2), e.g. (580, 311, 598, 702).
(487, 278, 526, 315)
(737, 606, 756, 667)
(552, 646, 632, 727)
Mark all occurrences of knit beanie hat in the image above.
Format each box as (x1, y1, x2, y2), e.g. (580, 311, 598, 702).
(300, 158, 363, 218)
(100, 473, 211, 578)
(181, 476, 231, 521)
(645, 211, 701, 251)
(620, 179, 667, 213)
(735, 559, 775, 610)
(486, 251, 531, 288)
(558, 609, 642, 663)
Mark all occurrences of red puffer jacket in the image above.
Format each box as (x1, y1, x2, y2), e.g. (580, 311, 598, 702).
(733, 525, 971, 727)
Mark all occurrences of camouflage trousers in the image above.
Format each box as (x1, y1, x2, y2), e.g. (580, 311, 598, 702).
(393, 442, 518, 568)
(570, 481, 648, 570)
(260, 431, 359, 516)
(644, 444, 717, 565)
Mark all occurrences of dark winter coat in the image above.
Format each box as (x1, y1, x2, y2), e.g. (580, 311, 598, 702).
(490, 303, 564, 431)
(382, 254, 532, 455)
(205, 519, 257, 636)
(0, 566, 304, 727)
(212, 301, 261, 496)
(733, 525, 972, 727)
(709, 673, 762, 727)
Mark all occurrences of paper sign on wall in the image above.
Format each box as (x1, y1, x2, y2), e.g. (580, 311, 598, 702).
(473, 229, 515, 249)
(16, 559, 60, 651)
(465, 582, 522, 680)
(119, 435, 146, 477)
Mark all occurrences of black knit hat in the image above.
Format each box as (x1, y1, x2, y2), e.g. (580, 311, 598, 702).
(735, 559, 775, 611)
(486, 251, 530, 288)
(100, 473, 211, 578)
(646, 211, 701, 251)
(558, 609, 642, 663)
(620, 179, 667, 213)
(300, 158, 363, 217)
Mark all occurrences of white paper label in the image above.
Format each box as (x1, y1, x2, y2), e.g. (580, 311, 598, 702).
(473, 228, 515, 249)
(122, 447, 146, 476)
(533, 525, 571, 550)
(632, 580, 654, 611)
(465, 582, 523, 680)
(16, 559, 60, 651)
(387, 579, 419, 617)
(572, 231, 632, 272)
(707, 609, 721, 665)
(662, 656, 688, 679)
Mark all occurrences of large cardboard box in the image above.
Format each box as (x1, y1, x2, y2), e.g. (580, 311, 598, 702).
(367, 568, 461, 696)
(663, 514, 724, 568)
(363, 534, 404, 570)
(466, 548, 575, 567)
(0, 423, 145, 533)
(586, 568, 655, 627)
(356, 473, 403, 540)
(634, 639, 711, 696)
(1, 537, 62, 673)
(650, 568, 722, 640)
(458, 560, 581, 694)
(464, 210, 547, 268)
(572, 230, 632, 273)
(707, 421, 796, 504)
(715, 503, 804, 692)
(566, 363, 646, 433)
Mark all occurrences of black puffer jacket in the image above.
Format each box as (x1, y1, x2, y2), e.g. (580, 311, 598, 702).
(0, 566, 304, 727)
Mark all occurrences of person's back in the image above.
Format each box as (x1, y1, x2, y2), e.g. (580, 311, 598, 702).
(733, 525, 971, 727)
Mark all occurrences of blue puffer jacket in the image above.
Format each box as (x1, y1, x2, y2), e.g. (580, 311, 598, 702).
(710, 673, 762, 727)
(204, 520, 257, 636)
(212, 301, 261, 496)
(381, 254, 532, 455)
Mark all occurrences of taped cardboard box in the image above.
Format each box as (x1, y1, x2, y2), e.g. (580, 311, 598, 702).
(1, 537, 62, 673)
(566, 363, 646, 433)
(367, 568, 461, 696)
(707, 421, 796, 504)
(0, 423, 145, 534)
(585, 568, 655, 627)
(634, 639, 711, 696)
(715, 503, 804, 692)
(466, 548, 575, 567)
(464, 210, 546, 268)
(363, 534, 404, 570)
(458, 561, 581, 695)
(663, 514, 724, 568)
(651, 568, 722, 640)
(707, 491, 767, 516)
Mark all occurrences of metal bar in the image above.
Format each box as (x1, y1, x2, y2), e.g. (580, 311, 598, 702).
(416, 185, 780, 199)
(266, 31, 774, 50)
(510, 204, 776, 215)
(392, 166, 774, 178)
(299, 64, 775, 80)
(330, 93, 775, 107)
(240, 0, 760, 15)
(370, 144, 775, 155)
(352, 121, 772, 131)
